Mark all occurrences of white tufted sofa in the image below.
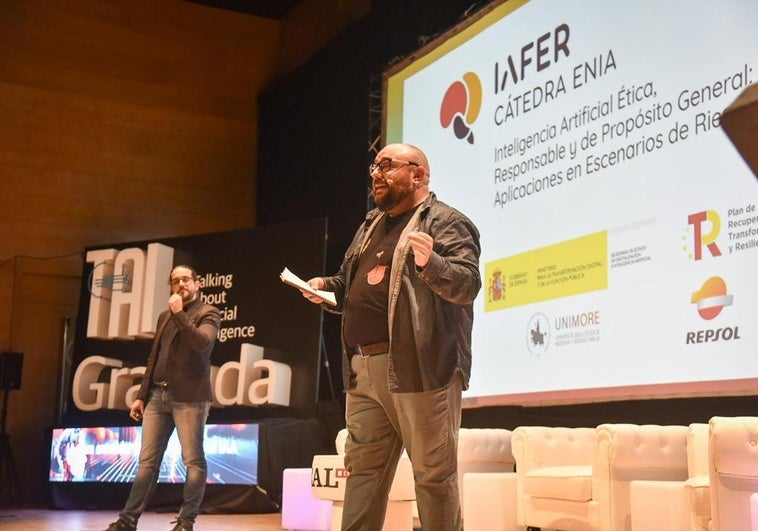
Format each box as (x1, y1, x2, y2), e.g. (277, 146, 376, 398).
(512, 424, 690, 531)
(310, 427, 514, 530)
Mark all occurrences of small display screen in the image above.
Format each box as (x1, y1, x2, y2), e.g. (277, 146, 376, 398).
(49, 423, 259, 485)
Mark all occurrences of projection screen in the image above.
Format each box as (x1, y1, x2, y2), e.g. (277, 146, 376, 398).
(384, 0, 758, 406)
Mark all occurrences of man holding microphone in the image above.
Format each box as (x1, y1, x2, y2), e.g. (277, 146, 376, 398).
(105, 264, 220, 531)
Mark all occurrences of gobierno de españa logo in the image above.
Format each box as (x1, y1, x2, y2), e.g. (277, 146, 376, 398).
(440, 72, 482, 145)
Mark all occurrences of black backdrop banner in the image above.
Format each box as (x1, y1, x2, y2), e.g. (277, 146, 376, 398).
(64, 218, 329, 427)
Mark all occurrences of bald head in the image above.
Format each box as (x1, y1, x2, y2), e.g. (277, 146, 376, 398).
(371, 143, 432, 215)
(384, 143, 430, 184)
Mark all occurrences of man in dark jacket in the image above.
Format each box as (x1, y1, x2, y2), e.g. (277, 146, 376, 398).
(304, 143, 481, 531)
(105, 264, 220, 531)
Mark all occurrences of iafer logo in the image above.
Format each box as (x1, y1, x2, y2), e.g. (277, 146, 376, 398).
(440, 72, 482, 144)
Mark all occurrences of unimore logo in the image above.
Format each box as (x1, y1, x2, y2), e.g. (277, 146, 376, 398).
(526, 313, 550, 356)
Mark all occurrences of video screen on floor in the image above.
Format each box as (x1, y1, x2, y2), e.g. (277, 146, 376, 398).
(49, 423, 259, 485)
(384, 0, 758, 406)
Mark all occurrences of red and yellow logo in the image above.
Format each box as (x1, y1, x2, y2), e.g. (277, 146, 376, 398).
(440, 72, 482, 144)
(487, 269, 505, 302)
(690, 276, 733, 320)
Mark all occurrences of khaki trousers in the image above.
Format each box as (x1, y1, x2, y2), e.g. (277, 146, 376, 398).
(341, 353, 463, 531)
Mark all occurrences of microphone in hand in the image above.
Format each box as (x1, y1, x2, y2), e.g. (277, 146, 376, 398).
(168, 293, 183, 314)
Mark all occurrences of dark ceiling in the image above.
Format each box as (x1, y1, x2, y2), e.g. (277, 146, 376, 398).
(186, 0, 302, 19)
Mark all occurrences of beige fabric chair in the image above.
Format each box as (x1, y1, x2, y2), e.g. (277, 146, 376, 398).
(512, 424, 690, 531)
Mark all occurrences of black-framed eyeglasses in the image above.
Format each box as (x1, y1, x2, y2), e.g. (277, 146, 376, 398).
(369, 158, 418, 175)
(170, 276, 195, 287)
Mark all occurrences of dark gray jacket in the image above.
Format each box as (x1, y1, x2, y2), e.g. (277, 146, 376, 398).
(323, 193, 481, 393)
(138, 298, 220, 402)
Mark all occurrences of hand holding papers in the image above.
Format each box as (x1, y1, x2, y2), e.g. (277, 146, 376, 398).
(280, 267, 337, 306)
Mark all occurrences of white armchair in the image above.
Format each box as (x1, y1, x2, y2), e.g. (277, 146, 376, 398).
(704, 415, 758, 531)
(459, 428, 521, 531)
(457, 427, 516, 517)
(512, 424, 690, 531)
(629, 423, 709, 531)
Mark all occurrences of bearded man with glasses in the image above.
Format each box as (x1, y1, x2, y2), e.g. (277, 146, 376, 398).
(104, 264, 220, 531)
(303, 143, 481, 531)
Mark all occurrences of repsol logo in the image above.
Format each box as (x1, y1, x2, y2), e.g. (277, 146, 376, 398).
(685, 326, 740, 344)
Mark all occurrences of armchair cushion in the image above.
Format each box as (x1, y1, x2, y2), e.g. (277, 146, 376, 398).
(524, 465, 593, 502)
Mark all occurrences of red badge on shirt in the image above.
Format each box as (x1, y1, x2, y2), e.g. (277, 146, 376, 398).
(367, 265, 387, 285)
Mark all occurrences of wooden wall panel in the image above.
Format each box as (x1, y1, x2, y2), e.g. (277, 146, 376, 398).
(278, 0, 370, 76)
(0, 0, 280, 505)
(1, 0, 277, 256)
(4, 258, 82, 504)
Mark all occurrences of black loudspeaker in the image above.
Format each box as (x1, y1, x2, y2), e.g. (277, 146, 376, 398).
(0, 352, 23, 390)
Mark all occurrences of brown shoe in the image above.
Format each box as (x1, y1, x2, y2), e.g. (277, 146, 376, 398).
(169, 517, 194, 531)
(104, 520, 136, 531)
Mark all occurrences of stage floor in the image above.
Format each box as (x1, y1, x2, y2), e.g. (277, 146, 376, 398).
(0, 509, 284, 530)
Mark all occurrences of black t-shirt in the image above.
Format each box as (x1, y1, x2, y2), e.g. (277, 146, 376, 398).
(343, 210, 413, 348)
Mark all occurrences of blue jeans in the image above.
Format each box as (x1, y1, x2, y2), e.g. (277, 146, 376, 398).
(119, 389, 210, 525)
